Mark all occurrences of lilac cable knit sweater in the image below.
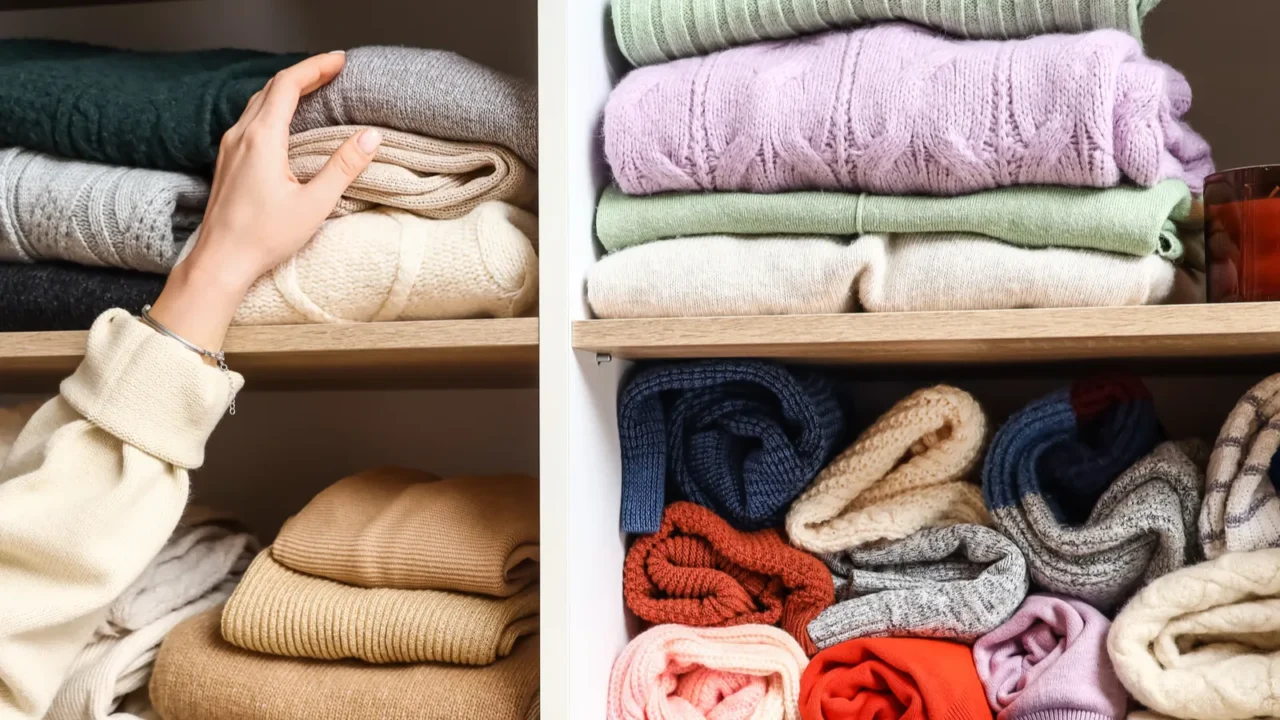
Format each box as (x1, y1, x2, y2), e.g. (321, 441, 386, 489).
(604, 24, 1214, 197)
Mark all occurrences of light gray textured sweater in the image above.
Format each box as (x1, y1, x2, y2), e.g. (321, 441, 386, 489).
(0, 147, 208, 274)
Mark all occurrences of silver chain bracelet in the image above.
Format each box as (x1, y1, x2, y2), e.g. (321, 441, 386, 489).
(139, 304, 237, 415)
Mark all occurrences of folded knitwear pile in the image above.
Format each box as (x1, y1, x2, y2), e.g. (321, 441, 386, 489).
(608, 360, 1280, 720)
(0, 41, 538, 331)
(588, 0, 1213, 319)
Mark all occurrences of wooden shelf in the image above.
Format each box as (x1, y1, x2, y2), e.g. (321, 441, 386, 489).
(0, 319, 539, 392)
(573, 304, 1280, 367)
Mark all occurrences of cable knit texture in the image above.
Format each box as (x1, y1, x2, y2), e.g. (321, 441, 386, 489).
(0, 148, 208, 273)
(604, 24, 1213, 197)
(800, 637, 992, 720)
(1200, 374, 1280, 559)
(606, 624, 808, 720)
(618, 360, 846, 533)
(152, 608, 540, 720)
(220, 550, 538, 665)
(292, 46, 538, 169)
(273, 468, 539, 597)
(787, 386, 992, 556)
(974, 595, 1128, 720)
(586, 234, 1181, 319)
(288, 126, 536, 220)
(0, 263, 164, 332)
(1107, 548, 1280, 720)
(612, 0, 1163, 66)
(623, 502, 834, 655)
(809, 524, 1028, 649)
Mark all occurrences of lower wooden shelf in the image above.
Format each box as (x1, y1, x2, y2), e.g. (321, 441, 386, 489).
(0, 318, 539, 392)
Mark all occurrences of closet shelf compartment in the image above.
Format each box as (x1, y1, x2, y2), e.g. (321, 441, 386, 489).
(574, 304, 1280, 366)
(0, 318, 539, 391)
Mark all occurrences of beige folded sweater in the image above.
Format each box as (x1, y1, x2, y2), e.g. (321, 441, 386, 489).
(273, 468, 539, 597)
(221, 551, 539, 665)
(152, 608, 540, 720)
(289, 126, 536, 220)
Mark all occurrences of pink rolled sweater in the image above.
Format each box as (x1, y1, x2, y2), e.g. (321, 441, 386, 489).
(604, 23, 1213, 197)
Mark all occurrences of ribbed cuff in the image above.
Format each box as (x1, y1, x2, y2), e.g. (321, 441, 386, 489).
(1016, 710, 1120, 720)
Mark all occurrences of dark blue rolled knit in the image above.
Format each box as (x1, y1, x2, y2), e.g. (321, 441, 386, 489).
(617, 359, 846, 534)
(982, 376, 1163, 526)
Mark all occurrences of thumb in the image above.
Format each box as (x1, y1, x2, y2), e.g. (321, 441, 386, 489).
(303, 127, 381, 211)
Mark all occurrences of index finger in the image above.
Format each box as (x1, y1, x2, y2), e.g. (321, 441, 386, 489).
(256, 51, 347, 128)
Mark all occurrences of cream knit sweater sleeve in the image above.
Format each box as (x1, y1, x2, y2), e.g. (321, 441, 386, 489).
(0, 309, 242, 720)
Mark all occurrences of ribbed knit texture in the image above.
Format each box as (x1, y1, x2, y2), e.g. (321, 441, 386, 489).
(595, 181, 1194, 259)
(800, 636, 992, 720)
(617, 359, 846, 534)
(611, 0, 1163, 66)
(288, 126, 536, 220)
(0, 263, 163, 331)
(809, 524, 1028, 648)
(0, 148, 208, 273)
(787, 386, 992, 556)
(151, 608, 540, 720)
(292, 46, 538, 169)
(623, 502, 834, 655)
(220, 550, 538, 665)
(974, 595, 1127, 720)
(1199, 374, 1280, 559)
(1107, 548, 1280, 720)
(604, 24, 1213, 197)
(273, 468, 539, 597)
(0, 40, 298, 173)
(586, 234, 1181, 319)
(607, 624, 808, 720)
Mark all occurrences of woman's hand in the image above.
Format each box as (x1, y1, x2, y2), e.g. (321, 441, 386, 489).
(148, 51, 382, 351)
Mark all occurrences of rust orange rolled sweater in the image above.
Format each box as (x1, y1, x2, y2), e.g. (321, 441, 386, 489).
(623, 501, 834, 655)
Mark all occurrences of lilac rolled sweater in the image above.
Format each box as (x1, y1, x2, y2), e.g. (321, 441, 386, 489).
(604, 24, 1214, 197)
(973, 595, 1128, 720)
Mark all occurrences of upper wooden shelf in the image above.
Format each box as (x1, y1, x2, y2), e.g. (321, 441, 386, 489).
(573, 304, 1280, 367)
(0, 318, 539, 392)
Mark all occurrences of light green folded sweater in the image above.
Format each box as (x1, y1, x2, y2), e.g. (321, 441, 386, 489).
(596, 181, 1194, 261)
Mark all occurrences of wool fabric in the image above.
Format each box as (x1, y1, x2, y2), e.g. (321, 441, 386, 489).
(973, 595, 1127, 720)
(595, 181, 1194, 260)
(293, 46, 538, 169)
(151, 608, 540, 720)
(604, 24, 1213, 197)
(607, 624, 808, 720)
(0, 262, 164, 332)
(586, 234, 1181, 319)
(618, 359, 846, 534)
(1107, 548, 1280, 720)
(612, 0, 1163, 66)
(0, 148, 208, 273)
(624, 502, 834, 655)
(1200, 374, 1280, 559)
(288, 126, 536, 220)
(220, 550, 538, 665)
(0, 40, 298, 173)
(273, 468, 539, 597)
(799, 636, 992, 720)
(787, 386, 992, 556)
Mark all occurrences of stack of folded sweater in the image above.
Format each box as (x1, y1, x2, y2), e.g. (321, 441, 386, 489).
(0, 41, 539, 331)
(588, 0, 1212, 319)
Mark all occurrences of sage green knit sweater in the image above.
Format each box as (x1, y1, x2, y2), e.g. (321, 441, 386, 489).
(611, 0, 1162, 66)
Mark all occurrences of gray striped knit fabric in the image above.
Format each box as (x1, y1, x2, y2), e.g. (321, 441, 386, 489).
(807, 524, 1028, 649)
(1201, 375, 1280, 559)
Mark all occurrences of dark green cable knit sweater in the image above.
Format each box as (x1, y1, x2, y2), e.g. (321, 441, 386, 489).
(0, 40, 303, 173)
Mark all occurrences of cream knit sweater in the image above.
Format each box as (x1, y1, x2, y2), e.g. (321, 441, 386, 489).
(0, 310, 241, 720)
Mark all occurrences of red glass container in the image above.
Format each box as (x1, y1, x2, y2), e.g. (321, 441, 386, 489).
(1206, 166, 1280, 303)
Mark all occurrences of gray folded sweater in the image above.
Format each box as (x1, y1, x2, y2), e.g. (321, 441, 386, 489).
(0, 147, 208, 273)
(292, 46, 538, 169)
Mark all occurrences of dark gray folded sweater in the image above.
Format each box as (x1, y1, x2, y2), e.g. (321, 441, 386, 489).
(0, 263, 163, 332)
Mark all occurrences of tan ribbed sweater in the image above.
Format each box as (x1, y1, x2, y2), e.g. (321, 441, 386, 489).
(273, 468, 539, 596)
(221, 551, 539, 665)
(152, 608, 540, 720)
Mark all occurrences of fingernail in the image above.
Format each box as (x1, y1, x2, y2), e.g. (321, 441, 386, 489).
(329, 49, 346, 55)
(357, 128, 382, 153)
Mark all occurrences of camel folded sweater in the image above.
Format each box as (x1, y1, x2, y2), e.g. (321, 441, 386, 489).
(1200, 374, 1280, 558)
(288, 127, 536, 220)
(0, 148, 208, 273)
(0, 263, 164, 332)
(152, 608, 540, 720)
(586, 234, 1181, 319)
(604, 24, 1213, 197)
(612, 0, 1163, 66)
